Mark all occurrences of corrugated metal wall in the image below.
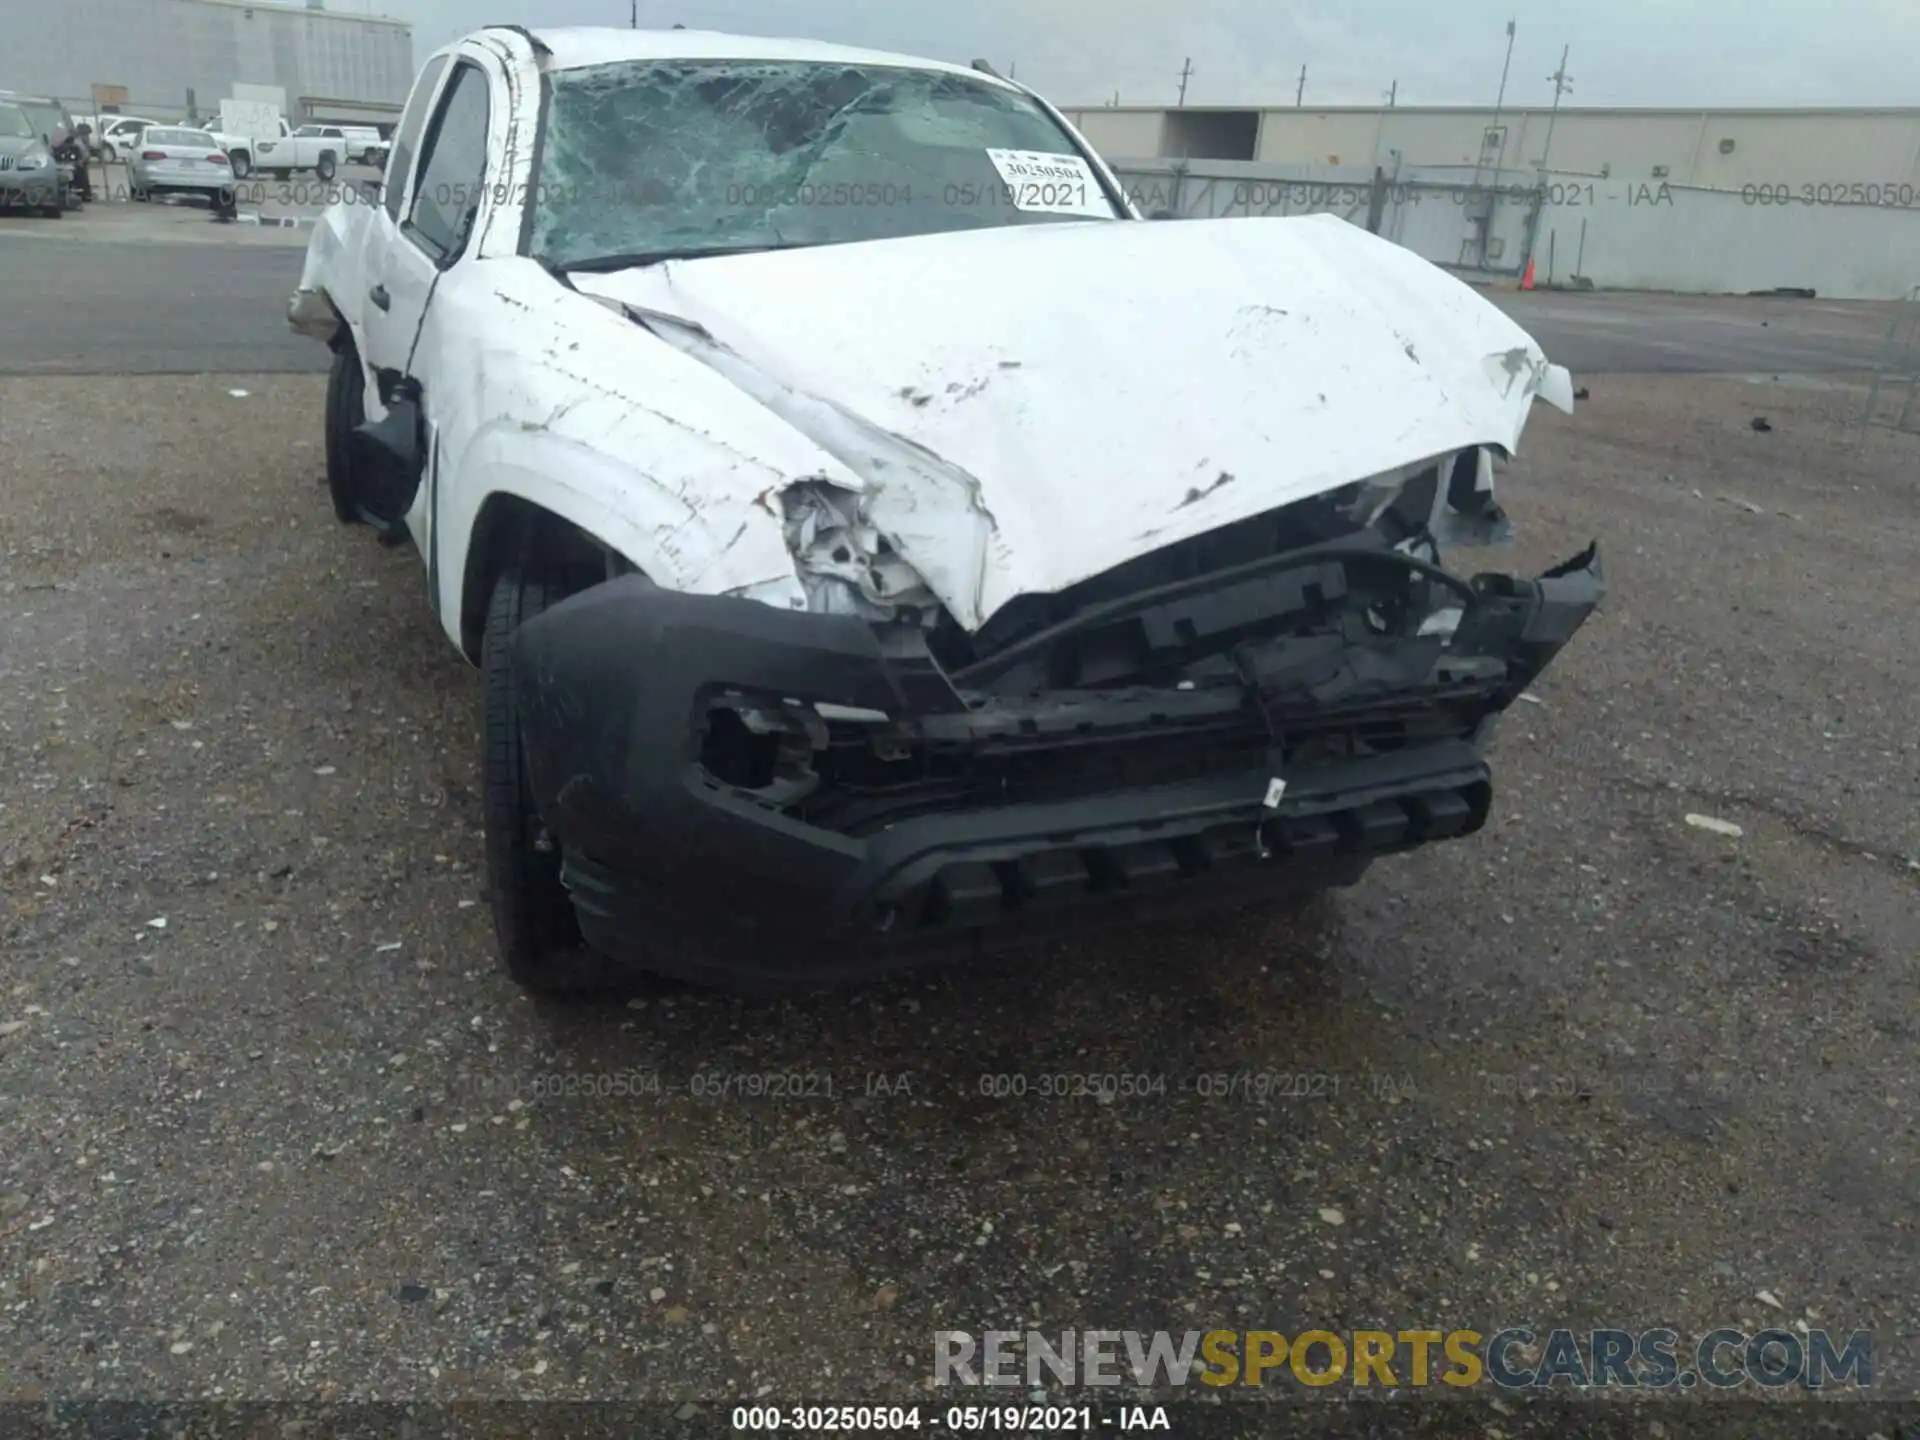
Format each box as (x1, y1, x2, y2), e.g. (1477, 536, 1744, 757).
(0, 0, 412, 118)
(1068, 105, 1920, 191)
(1103, 156, 1920, 300)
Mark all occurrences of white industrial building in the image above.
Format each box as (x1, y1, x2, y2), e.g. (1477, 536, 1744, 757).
(1062, 103, 1920, 300)
(1062, 103, 1920, 190)
(0, 0, 413, 129)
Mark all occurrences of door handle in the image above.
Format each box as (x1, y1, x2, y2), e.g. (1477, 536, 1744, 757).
(369, 284, 391, 312)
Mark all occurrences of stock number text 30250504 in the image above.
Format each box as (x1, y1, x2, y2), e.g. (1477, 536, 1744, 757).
(730, 1404, 1110, 1433)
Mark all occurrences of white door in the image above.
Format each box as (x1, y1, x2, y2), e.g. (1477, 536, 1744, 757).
(353, 53, 451, 392)
(356, 54, 497, 553)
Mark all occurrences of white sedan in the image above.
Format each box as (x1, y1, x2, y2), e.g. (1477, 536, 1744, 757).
(128, 126, 238, 208)
(287, 26, 1600, 994)
(90, 114, 162, 163)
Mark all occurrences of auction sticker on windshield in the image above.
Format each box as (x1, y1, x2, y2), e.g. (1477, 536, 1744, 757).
(985, 148, 1110, 216)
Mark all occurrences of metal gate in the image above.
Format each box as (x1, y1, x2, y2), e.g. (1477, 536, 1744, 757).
(1862, 285, 1920, 434)
(1105, 159, 1544, 281)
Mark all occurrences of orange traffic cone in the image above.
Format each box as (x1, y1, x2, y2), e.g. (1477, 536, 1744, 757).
(1521, 256, 1537, 290)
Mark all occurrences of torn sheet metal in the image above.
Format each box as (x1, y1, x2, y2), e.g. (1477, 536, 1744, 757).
(574, 212, 1575, 629)
(781, 481, 941, 623)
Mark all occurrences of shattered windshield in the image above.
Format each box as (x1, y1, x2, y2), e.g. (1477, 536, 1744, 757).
(529, 59, 1121, 268)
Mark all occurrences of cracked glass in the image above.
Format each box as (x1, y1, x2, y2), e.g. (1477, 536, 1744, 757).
(528, 59, 1120, 267)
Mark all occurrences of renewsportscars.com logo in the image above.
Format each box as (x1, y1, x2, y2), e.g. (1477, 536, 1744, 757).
(934, 1328, 1874, 1391)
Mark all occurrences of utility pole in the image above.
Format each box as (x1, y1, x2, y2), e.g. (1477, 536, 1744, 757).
(1465, 18, 1516, 269)
(629, 0, 636, 27)
(1296, 64, 1307, 106)
(1176, 57, 1192, 106)
(1488, 17, 1516, 164)
(1540, 45, 1573, 171)
(1384, 80, 1397, 107)
(1008, 61, 1016, 79)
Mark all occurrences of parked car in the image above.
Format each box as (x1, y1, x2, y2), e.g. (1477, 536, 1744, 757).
(193, 116, 329, 180)
(89, 114, 164, 163)
(287, 26, 1601, 994)
(0, 99, 65, 217)
(0, 91, 87, 204)
(128, 125, 237, 211)
(187, 118, 273, 178)
(255, 123, 356, 180)
(333, 125, 386, 163)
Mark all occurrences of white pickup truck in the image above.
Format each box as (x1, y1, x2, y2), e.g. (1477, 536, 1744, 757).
(252, 123, 379, 180)
(283, 24, 1599, 994)
(204, 120, 378, 180)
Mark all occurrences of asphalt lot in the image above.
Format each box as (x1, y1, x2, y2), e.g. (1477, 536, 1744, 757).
(0, 217, 1905, 377)
(1, 223, 1918, 1432)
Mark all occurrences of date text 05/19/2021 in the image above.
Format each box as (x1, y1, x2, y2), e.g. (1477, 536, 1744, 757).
(730, 1404, 1169, 1432)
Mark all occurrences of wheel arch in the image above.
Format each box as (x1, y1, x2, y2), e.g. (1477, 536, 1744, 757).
(457, 492, 650, 663)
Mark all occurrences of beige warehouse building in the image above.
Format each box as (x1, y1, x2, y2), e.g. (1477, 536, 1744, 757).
(1063, 103, 1920, 192)
(0, 0, 413, 127)
(1060, 103, 1920, 299)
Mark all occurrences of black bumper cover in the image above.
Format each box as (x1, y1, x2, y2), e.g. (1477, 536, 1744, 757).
(512, 546, 1602, 983)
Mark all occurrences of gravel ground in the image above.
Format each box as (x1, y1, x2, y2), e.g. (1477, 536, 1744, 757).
(1, 370, 1916, 1432)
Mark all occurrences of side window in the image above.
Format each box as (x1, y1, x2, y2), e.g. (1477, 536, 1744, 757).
(384, 53, 450, 222)
(405, 63, 491, 261)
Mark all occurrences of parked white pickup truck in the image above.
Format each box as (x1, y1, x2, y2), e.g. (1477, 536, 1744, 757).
(254, 123, 378, 180)
(195, 120, 372, 179)
(284, 24, 1599, 994)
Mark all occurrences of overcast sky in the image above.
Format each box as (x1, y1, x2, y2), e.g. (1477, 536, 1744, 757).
(362, 0, 1919, 110)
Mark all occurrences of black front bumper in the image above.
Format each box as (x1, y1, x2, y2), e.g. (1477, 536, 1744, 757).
(512, 546, 1602, 984)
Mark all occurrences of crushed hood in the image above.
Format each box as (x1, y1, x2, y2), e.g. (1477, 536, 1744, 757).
(569, 213, 1572, 631)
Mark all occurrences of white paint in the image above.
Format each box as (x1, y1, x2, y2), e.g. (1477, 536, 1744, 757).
(292, 27, 1569, 654)
(577, 213, 1569, 628)
(529, 27, 1030, 89)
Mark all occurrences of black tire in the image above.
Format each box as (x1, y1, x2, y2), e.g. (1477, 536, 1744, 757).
(482, 563, 602, 991)
(40, 201, 62, 220)
(323, 343, 366, 524)
(230, 150, 251, 179)
(315, 151, 337, 183)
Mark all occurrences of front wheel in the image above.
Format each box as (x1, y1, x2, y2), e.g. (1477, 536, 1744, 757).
(314, 152, 336, 183)
(229, 150, 252, 179)
(482, 563, 605, 992)
(323, 343, 367, 524)
(101, 144, 117, 164)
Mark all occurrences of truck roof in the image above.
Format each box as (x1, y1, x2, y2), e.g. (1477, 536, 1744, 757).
(477, 26, 1017, 91)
